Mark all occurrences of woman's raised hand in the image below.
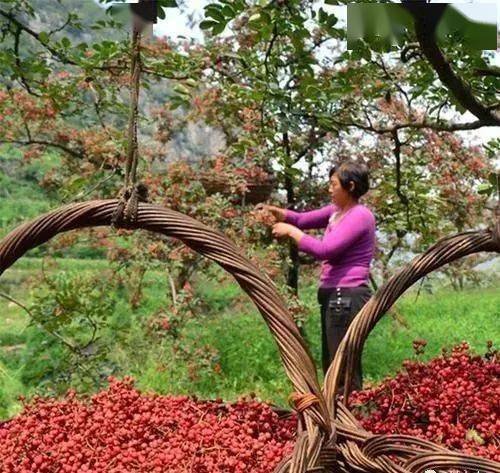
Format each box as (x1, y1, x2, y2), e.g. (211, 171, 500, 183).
(255, 204, 286, 223)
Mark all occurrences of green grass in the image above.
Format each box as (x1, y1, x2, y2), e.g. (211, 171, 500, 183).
(0, 257, 498, 419)
(363, 284, 499, 382)
(0, 147, 58, 238)
(5, 256, 109, 272)
(130, 277, 498, 405)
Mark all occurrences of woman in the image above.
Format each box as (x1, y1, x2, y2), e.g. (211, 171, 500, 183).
(258, 161, 376, 391)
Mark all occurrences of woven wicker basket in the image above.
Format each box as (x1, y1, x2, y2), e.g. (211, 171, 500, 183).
(0, 200, 498, 473)
(199, 172, 276, 204)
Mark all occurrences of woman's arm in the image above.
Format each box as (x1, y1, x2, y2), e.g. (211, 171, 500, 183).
(284, 205, 334, 230)
(291, 207, 374, 260)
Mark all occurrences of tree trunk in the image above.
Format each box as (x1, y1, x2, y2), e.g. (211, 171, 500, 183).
(284, 172, 299, 295)
(287, 243, 299, 295)
(282, 131, 299, 295)
(369, 271, 378, 292)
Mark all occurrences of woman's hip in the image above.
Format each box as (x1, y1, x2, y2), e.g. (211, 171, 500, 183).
(317, 284, 372, 306)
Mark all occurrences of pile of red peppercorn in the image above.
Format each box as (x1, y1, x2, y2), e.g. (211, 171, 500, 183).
(1, 342, 497, 472)
(0, 377, 296, 472)
(351, 342, 499, 461)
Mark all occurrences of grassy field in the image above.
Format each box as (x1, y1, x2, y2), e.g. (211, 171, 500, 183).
(0, 256, 498, 420)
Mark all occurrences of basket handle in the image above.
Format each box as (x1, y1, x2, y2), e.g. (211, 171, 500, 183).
(323, 223, 500, 412)
(0, 200, 331, 434)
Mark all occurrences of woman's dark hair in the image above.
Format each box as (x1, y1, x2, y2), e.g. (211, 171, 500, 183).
(329, 160, 370, 199)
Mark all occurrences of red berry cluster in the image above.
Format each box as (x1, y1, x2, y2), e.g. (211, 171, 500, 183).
(350, 342, 499, 461)
(0, 377, 296, 472)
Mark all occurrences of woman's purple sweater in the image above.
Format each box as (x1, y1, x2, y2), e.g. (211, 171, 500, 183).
(284, 203, 376, 288)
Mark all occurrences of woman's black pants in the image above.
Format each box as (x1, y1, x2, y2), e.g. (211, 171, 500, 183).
(317, 285, 372, 392)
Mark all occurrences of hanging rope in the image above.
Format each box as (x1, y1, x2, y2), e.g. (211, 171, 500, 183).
(112, 14, 149, 227)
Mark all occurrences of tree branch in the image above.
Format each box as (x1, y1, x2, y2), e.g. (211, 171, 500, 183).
(291, 111, 492, 133)
(0, 139, 85, 160)
(264, 23, 279, 78)
(351, 118, 492, 133)
(0, 291, 81, 354)
(372, 58, 413, 111)
(474, 68, 500, 78)
(13, 24, 43, 96)
(401, 1, 500, 126)
(0, 8, 78, 66)
(48, 12, 73, 37)
(294, 129, 329, 164)
(0, 9, 189, 83)
(392, 129, 411, 232)
(66, 170, 118, 203)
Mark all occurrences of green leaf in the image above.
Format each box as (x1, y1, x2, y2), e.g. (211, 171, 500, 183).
(160, 0, 178, 7)
(61, 37, 71, 49)
(173, 84, 190, 96)
(38, 31, 49, 45)
(449, 95, 467, 114)
(248, 13, 261, 24)
(169, 95, 188, 110)
(465, 429, 485, 445)
(488, 172, 499, 188)
(477, 183, 492, 195)
(318, 8, 328, 25)
(169, 101, 181, 110)
(221, 5, 236, 18)
(283, 167, 302, 179)
(328, 15, 338, 28)
(212, 22, 226, 35)
(206, 6, 225, 22)
(200, 20, 218, 30)
(66, 176, 87, 194)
